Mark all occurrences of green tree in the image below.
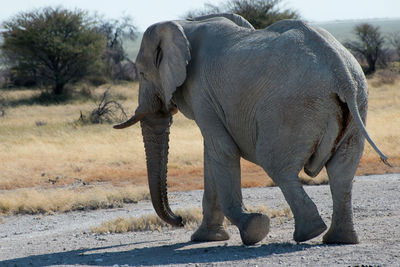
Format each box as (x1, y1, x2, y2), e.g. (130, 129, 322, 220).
(185, 0, 299, 29)
(1, 7, 105, 95)
(345, 23, 385, 74)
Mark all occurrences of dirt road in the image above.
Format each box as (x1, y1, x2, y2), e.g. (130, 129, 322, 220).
(1, 173, 399, 266)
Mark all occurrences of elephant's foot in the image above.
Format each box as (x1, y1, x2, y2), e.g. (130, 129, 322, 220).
(239, 213, 270, 246)
(293, 214, 327, 242)
(191, 224, 230, 242)
(323, 227, 359, 244)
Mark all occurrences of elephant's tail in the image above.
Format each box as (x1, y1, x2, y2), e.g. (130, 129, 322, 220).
(313, 25, 390, 166)
(342, 82, 391, 167)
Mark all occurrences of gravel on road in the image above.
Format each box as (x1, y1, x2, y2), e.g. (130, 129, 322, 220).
(0, 173, 399, 266)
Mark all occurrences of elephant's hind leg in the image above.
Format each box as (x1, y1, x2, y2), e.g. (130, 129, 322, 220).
(256, 132, 327, 242)
(273, 174, 327, 242)
(323, 134, 363, 244)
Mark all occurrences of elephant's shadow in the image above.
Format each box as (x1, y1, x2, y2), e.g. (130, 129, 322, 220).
(0, 239, 334, 266)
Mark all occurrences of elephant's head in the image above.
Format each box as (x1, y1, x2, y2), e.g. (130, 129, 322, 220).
(114, 21, 191, 227)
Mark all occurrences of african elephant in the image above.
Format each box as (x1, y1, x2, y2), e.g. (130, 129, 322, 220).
(114, 13, 388, 245)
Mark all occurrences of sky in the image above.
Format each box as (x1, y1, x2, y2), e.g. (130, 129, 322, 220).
(0, 0, 399, 31)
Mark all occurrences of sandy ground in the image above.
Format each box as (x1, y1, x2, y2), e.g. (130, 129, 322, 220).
(0, 173, 399, 267)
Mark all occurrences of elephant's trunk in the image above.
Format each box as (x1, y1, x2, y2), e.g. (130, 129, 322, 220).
(141, 118, 183, 227)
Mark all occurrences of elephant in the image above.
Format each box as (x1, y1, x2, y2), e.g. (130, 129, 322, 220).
(114, 13, 389, 245)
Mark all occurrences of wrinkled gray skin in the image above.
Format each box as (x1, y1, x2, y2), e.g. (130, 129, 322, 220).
(115, 14, 388, 246)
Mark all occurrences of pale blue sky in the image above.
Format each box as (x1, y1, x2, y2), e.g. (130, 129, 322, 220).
(0, 0, 399, 30)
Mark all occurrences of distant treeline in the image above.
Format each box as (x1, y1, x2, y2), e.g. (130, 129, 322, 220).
(1, 1, 399, 97)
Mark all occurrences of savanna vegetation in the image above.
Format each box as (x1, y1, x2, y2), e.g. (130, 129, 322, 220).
(0, 72, 399, 215)
(0, 1, 399, 216)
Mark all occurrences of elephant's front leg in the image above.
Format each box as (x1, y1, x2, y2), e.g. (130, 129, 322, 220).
(193, 129, 269, 245)
(191, 149, 230, 242)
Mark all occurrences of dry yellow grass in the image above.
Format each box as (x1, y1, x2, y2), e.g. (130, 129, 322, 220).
(357, 73, 400, 174)
(0, 185, 149, 215)
(0, 73, 398, 214)
(0, 83, 203, 190)
(91, 205, 292, 234)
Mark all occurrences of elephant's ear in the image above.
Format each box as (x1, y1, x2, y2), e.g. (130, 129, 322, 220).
(155, 22, 191, 110)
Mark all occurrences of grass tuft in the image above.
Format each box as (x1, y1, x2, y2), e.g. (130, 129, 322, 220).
(0, 185, 149, 215)
(91, 205, 292, 234)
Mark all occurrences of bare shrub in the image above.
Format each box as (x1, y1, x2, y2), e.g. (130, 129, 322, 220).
(78, 88, 127, 124)
(97, 15, 138, 81)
